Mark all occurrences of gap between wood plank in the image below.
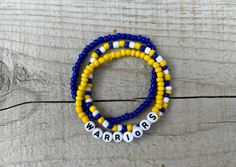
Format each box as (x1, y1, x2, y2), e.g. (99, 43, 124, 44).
(0, 96, 236, 111)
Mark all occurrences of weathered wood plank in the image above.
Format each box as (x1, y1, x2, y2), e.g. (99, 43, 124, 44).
(0, 98, 235, 167)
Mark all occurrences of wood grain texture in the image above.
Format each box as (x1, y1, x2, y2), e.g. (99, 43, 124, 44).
(0, 0, 236, 166)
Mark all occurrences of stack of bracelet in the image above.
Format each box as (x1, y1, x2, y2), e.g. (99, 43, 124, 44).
(70, 33, 172, 143)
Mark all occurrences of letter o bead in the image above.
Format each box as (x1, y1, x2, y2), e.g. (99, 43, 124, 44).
(132, 127, 143, 138)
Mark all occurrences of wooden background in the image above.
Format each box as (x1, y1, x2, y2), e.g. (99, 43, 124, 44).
(0, 0, 236, 166)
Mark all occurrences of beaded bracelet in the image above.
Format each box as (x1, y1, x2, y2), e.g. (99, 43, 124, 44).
(70, 33, 159, 124)
(75, 49, 172, 142)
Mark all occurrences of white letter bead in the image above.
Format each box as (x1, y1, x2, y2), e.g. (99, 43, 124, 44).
(85, 98, 93, 103)
(88, 74, 93, 79)
(144, 47, 151, 54)
(113, 41, 119, 48)
(129, 41, 135, 48)
(84, 121, 95, 132)
(165, 86, 172, 90)
(163, 97, 170, 103)
(163, 69, 169, 74)
(156, 56, 163, 62)
(140, 120, 151, 131)
(102, 131, 113, 142)
(102, 120, 109, 128)
(147, 112, 159, 123)
(123, 132, 134, 143)
(132, 127, 143, 138)
(90, 58, 96, 63)
(99, 46, 106, 53)
(117, 124, 122, 132)
(92, 128, 103, 139)
(113, 131, 123, 142)
(92, 110, 99, 117)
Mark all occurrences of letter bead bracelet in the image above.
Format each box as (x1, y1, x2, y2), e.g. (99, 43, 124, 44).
(70, 33, 172, 143)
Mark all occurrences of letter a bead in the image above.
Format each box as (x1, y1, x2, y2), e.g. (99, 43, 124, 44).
(92, 128, 103, 139)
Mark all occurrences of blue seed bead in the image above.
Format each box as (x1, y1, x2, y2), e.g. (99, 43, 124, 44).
(95, 49, 102, 56)
(160, 108, 166, 113)
(107, 123, 113, 129)
(165, 81, 171, 86)
(140, 45, 146, 51)
(88, 78, 92, 83)
(94, 114, 101, 120)
(164, 93, 170, 97)
(162, 65, 168, 71)
(85, 102, 92, 108)
(109, 41, 113, 49)
(124, 41, 130, 48)
(85, 91, 91, 95)
(153, 53, 158, 59)
(121, 125, 127, 133)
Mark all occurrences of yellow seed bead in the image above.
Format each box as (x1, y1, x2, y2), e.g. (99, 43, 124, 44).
(166, 90, 172, 94)
(103, 54, 110, 61)
(87, 83, 93, 88)
(158, 82, 164, 86)
(156, 100, 163, 104)
(144, 55, 151, 61)
(156, 78, 164, 82)
(98, 117, 105, 124)
(77, 90, 83, 96)
(155, 104, 162, 109)
(98, 57, 105, 64)
(119, 40, 125, 47)
(135, 50, 141, 57)
(160, 60, 167, 67)
(91, 52, 98, 58)
(157, 91, 164, 95)
(131, 50, 136, 56)
(158, 86, 165, 91)
(116, 51, 121, 58)
(151, 107, 159, 113)
(157, 72, 164, 78)
(149, 49, 155, 56)
(111, 124, 118, 132)
(108, 53, 113, 60)
(126, 49, 131, 56)
(93, 60, 100, 67)
(80, 81, 87, 87)
(75, 96, 83, 100)
(81, 77, 88, 82)
(127, 124, 133, 132)
(89, 63, 95, 69)
(82, 116, 89, 123)
(78, 86, 84, 91)
(155, 67, 162, 73)
(140, 52, 145, 58)
(75, 100, 82, 107)
(163, 102, 168, 109)
(111, 52, 116, 59)
(83, 69, 91, 75)
(84, 95, 91, 99)
(103, 42, 110, 50)
(148, 59, 155, 66)
(156, 95, 163, 100)
(76, 106, 83, 113)
(81, 73, 88, 78)
(121, 49, 125, 56)
(165, 74, 171, 80)
(153, 62, 160, 68)
(78, 112, 86, 119)
(134, 42, 141, 50)
(86, 66, 94, 72)
(89, 105, 97, 112)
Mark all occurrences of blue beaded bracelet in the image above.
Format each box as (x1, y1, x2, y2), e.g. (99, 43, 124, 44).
(70, 33, 158, 124)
